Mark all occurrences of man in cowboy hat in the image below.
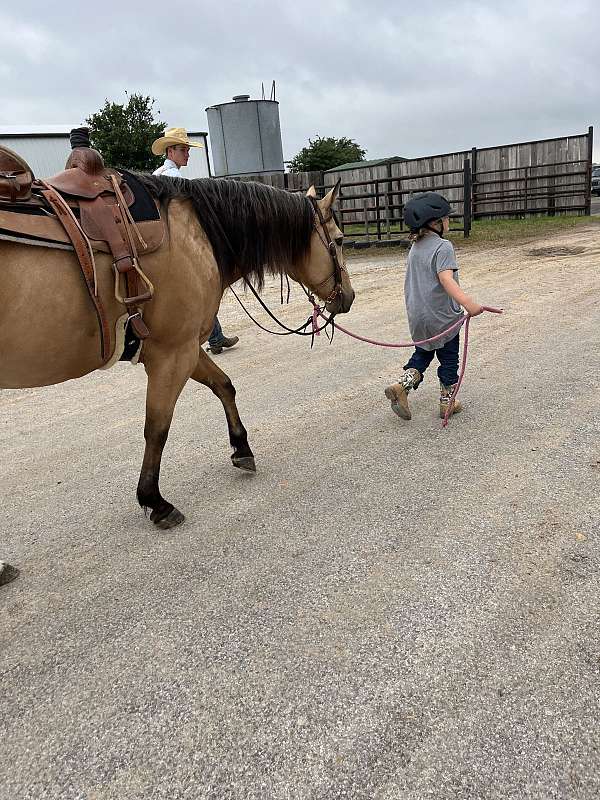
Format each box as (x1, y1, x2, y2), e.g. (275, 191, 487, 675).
(152, 127, 240, 354)
(151, 127, 204, 176)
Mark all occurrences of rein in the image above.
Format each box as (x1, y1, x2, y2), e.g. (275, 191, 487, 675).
(222, 194, 502, 428)
(226, 196, 343, 343)
(229, 281, 335, 342)
(309, 302, 503, 427)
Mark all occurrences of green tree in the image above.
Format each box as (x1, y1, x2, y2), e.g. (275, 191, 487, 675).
(86, 92, 166, 171)
(288, 136, 366, 173)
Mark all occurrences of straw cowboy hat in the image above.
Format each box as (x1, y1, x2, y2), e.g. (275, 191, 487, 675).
(151, 127, 204, 156)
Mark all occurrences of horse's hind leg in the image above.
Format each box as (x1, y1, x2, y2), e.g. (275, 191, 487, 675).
(137, 342, 198, 529)
(191, 349, 256, 472)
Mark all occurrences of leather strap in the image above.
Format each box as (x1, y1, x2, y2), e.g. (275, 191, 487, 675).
(79, 196, 152, 340)
(308, 195, 344, 303)
(39, 182, 112, 362)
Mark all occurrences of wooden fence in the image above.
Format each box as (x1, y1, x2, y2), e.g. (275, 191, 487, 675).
(470, 129, 592, 217)
(321, 162, 471, 242)
(232, 128, 593, 242)
(235, 162, 472, 242)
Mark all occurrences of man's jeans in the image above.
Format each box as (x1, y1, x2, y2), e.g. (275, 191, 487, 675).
(208, 317, 223, 347)
(404, 333, 460, 387)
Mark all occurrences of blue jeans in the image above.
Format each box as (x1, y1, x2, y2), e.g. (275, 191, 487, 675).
(208, 317, 223, 347)
(404, 333, 460, 387)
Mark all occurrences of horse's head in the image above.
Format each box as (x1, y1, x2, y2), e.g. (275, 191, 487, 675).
(295, 182, 355, 315)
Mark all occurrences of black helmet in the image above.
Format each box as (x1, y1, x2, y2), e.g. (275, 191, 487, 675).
(404, 192, 452, 230)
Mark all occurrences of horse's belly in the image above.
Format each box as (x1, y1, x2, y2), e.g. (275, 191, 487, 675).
(0, 244, 114, 388)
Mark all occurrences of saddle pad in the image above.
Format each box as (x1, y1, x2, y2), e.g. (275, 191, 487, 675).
(118, 171, 161, 223)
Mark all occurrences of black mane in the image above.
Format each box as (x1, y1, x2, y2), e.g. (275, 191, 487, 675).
(138, 175, 314, 289)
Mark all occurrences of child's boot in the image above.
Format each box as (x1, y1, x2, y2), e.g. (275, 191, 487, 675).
(384, 368, 422, 419)
(439, 382, 463, 419)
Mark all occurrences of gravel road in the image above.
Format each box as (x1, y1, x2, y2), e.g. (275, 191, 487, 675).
(1, 223, 599, 799)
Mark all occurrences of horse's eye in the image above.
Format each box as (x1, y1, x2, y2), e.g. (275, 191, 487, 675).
(335, 235, 343, 247)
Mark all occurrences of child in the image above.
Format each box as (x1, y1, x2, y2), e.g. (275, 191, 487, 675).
(385, 192, 483, 420)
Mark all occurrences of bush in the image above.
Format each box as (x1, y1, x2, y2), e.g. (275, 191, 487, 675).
(288, 136, 366, 173)
(86, 92, 166, 171)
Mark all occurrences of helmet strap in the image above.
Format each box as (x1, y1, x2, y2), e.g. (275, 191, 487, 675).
(425, 220, 444, 238)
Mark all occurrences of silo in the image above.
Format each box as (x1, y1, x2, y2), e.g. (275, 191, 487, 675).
(206, 94, 284, 177)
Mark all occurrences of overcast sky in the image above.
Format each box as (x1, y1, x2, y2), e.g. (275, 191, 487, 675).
(1, 0, 598, 163)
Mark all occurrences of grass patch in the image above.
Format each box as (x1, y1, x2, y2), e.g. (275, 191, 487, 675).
(343, 214, 599, 248)
(449, 214, 600, 247)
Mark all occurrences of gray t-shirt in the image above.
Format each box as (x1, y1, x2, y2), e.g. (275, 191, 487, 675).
(404, 234, 463, 351)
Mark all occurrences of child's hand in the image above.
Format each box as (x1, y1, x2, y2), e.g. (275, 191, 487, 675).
(464, 301, 484, 317)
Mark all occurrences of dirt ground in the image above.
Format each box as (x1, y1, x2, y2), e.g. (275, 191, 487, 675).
(1, 222, 600, 799)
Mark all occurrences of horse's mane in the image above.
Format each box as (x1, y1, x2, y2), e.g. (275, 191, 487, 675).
(138, 175, 314, 289)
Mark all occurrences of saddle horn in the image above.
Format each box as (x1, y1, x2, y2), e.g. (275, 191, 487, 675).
(66, 126, 105, 175)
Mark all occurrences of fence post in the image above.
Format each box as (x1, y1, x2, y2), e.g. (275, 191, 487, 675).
(471, 147, 478, 219)
(398, 181, 404, 232)
(548, 176, 556, 217)
(463, 158, 472, 238)
(585, 125, 593, 216)
(363, 199, 370, 241)
(375, 181, 382, 240)
(385, 161, 392, 239)
(384, 187, 391, 239)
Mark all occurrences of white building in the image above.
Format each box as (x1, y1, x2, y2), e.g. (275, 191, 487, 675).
(0, 126, 211, 178)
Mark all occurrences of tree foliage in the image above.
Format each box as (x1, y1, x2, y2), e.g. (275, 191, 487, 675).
(86, 93, 166, 171)
(288, 136, 367, 173)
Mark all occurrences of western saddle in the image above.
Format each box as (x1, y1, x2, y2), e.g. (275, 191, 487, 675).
(0, 134, 164, 363)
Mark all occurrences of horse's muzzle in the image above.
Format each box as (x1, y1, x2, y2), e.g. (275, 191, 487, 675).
(326, 287, 355, 315)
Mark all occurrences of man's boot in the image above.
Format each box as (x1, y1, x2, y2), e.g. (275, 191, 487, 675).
(0, 561, 19, 586)
(439, 382, 463, 419)
(208, 335, 239, 355)
(384, 368, 422, 420)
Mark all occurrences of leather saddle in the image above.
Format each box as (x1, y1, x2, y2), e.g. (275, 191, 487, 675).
(0, 147, 33, 201)
(0, 144, 165, 363)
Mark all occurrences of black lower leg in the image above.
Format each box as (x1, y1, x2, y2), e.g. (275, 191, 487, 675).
(137, 423, 184, 528)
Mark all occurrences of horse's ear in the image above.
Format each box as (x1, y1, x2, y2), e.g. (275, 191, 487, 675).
(306, 185, 317, 198)
(321, 178, 341, 209)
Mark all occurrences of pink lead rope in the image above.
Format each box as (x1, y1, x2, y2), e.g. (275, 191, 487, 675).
(311, 304, 503, 427)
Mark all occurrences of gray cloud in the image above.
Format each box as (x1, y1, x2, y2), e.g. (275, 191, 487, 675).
(1, 0, 598, 162)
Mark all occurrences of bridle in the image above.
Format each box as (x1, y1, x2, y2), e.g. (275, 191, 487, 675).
(308, 195, 347, 305)
(228, 194, 347, 340)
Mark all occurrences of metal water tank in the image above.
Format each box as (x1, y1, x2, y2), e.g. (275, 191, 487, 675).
(206, 94, 284, 177)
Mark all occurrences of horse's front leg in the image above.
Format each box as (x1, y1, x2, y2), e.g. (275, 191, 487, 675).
(137, 341, 199, 529)
(192, 349, 256, 472)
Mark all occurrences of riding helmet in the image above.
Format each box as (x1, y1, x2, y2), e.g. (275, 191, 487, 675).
(403, 192, 452, 230)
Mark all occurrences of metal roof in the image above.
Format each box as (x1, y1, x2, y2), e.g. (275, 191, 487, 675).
(0, 127, 208, 137)
(0, 129, 210, 178)
(325, 156, 407, 173)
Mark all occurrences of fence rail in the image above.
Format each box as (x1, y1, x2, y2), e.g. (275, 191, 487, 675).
(235, 127, 593, 243)
(331, 160, 472, 242)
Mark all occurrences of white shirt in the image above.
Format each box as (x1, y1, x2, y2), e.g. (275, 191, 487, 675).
(153, 158, 183, 178)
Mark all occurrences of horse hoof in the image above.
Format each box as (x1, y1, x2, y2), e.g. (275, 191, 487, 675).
(232, 455, 256, 472)
(152, 508, 185, 530)
(0, 562, 20, 587)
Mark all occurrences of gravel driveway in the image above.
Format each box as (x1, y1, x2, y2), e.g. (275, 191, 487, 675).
(1, 223, 599, 799)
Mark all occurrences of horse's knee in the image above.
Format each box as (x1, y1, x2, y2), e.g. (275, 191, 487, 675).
(221, 376, 236, 399)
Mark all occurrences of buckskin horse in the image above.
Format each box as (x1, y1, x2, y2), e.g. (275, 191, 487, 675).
(0, 160, 354, 586)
